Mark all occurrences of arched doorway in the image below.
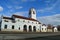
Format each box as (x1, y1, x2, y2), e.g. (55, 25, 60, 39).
(33, 26, 36, 32)
(19, 27, 20, 30)
(29, 25, 32, 32)
(23, 25, 27, 32)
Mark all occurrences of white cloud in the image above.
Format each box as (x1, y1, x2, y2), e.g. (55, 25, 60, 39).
(15, 6, 23, 9)
(21, 0, 27, 2)
(21, 0, 36, 2)
(45, 0, 51, 3)
(37, 14, 60, 26)
(37, 0, 59, 13)
(37, 9, 45, 13)
(13, 1, 19, 4)
(49, 0, 59, 9)
(37, 7, 54, 13)
(13, 11, 28, 17)
(0, 6, 3, 12)
(30, 0, 36, 1)
(7, 6, 12, 9)
(37, 9, 57, 13)
(1, 11, 28, 17)
(7, 5, 23, 9)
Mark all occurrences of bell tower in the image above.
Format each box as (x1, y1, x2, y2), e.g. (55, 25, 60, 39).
(29, 8, 36, 19)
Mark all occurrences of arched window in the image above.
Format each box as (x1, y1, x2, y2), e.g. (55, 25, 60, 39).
(12, 25, 14, 29)
(23, 20, 25, 22)
(42, 28, 43, 30)
(29, 25, 32, 32)
(19, 27, 20, 30)
(33, 26, 36, 32)
(33, 11, 35, 14)
(23, 25, 27, 32)
(4, 25, 7, 29)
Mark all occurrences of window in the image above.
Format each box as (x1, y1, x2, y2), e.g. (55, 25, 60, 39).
(29, 25, 32, 32)
(29, 10, 31, 15)
(33, 26, 36, 32)
(45, 28, 46, 30)
(39, 22, 41, 24)
(12, 25, 14, 29)
(4, 25, 7, 29)
(18, 19, 20, 21)
(23, 20, 25, 22)
(19, 27, 20, 30)
(4, 20, 8, 22)
(33, 11, 35, 14)
(12, 20, 16, 23)
(32, 22, 33, 23)
(28, 21, 30, 23)
(23, 25, 27, 32)
(38, 29, 39, 30)
(42, 28, 43, 30)
(36, 22, 37, 24)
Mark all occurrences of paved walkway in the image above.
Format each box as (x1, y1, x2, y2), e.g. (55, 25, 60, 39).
(0, 32, 60, 40)
(25, 35, 60, 40)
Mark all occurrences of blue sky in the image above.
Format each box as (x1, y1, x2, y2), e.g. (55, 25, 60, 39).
(0, 0, 60, 26)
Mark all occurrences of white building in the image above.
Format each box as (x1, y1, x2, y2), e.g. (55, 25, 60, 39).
(0, 8, 43, 32)
(54, 27, 58, 32)
(41, 24, 47, 32)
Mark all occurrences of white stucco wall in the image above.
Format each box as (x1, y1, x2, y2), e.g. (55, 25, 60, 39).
(41, 25, 47, 32)
(1, 17, 41, 32)
(54, 27, 58, 32)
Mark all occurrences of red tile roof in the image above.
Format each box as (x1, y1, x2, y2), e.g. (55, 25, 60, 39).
(3, 16, 13, 20)
(47, 26, 52, 29)
(12, 14, 38, 21)
(3, 15, 41, 24)
(3, 15, 40, 23)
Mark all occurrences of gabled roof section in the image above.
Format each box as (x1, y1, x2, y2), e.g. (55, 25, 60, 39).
(42, 24, 46, 26)
(47, 26, 52, 29)
(12, 14, 38, 22)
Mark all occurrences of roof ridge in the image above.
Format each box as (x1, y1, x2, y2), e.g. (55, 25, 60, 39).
(12, 14, 38, 21)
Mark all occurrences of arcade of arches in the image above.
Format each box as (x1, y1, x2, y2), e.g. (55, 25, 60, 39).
(23, 25, 36, 32)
